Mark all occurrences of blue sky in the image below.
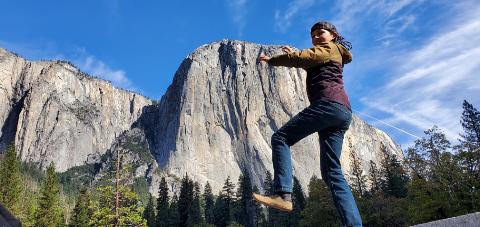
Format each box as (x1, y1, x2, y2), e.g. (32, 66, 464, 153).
(1, 0, 479, 148)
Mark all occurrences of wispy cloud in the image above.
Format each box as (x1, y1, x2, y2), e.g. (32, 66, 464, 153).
(377, 14, 416, 46)
(274, 0, 315, 33)
(332, 0, 422, 45)
(382, 0, 419, 17)
(0, 40, 139, 93)
(227, 0, 248, 37)
(361, 5, 480, 142)
(333, 0, 419, 26)
(72, 48, 138, 92)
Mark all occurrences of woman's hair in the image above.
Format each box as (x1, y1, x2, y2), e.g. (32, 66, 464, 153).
(311, 21, 352, 50)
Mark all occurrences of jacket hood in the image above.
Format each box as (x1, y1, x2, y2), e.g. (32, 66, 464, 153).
(335, 43, 352, 64)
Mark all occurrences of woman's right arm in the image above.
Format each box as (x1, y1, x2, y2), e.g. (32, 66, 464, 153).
(264, 42, 332, 68)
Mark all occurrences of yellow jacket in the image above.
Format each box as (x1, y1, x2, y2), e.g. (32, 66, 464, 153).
(269, 41, 352, 68)
(268, 41, 353, 110)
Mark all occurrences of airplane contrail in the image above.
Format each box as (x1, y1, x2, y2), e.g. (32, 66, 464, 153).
(353, 110, 422, 140)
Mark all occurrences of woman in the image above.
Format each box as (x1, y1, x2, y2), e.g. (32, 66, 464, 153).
(253, 21, 363, 227)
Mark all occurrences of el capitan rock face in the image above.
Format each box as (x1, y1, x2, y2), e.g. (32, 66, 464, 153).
(0, 41, 402, 194)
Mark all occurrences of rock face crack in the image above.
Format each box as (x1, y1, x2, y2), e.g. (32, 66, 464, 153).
(218, 42, 240, 141)
(14, 62, 31, 98)
(130, 95, 136, 114)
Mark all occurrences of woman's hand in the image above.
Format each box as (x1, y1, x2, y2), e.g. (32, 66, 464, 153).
(282, 45, 294, 54)
(258, 54, 271, 62)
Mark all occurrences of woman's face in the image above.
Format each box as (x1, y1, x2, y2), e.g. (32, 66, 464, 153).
(311, 28, 335, 45)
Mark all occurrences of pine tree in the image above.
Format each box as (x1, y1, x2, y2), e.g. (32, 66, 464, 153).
(90, 185, 147, 226)
(300, 176, 340, 227)
(368, 160, 381, 194)
(362, 190, 408, 226)
(406, 126, 460, 223)
(156, 176, 170, 227)
(178, 173, 194, 227)
(34, 162, 63, 226)
(69, 188, 93, 227)
(168, 193, 180, 227)
(203, 182, 215, 225)
(234, 171, 254, 227)
(214, 176, 236, 227)
(362, 145, 409, 226)
(190, 182, 202, 225)
(0, 143, 22, 216)
(456, 100, 480, 211)
(262, 170, 286, 226)
(15, 181, 38, 227)
(264, 171, 273, 196)
(222, 176, 236, 208)
(287, 177, 305, 227)
(252, 186, 266, 227)
(379, 144, 409, 198)
(436, 151, 464, 216)
(89, 150, 147, 226)
(350, 149, 410, 226)
(233, 174, 243, 225)
(408, 123, 472, 218)
(143, 195, 156, 227)
(263, 170, 274, 226)
(348, 140, 367, 198)
(413, 126, 451, 181)
(405, 146, 428, 180)
(459, 100, 480, 153)
(213, 195, 225, 227)
(407, 178, 445, 224)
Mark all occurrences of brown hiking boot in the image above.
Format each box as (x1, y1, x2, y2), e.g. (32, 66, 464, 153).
(253, 192, 293, 212)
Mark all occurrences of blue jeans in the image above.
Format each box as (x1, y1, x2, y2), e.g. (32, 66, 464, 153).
(271, 100, 362, 227)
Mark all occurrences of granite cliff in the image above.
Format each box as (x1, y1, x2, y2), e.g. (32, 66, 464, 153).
(0, 48, 152, 172)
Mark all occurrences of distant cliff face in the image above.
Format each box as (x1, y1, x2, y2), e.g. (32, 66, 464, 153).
(0, 41, 403, 194)
(0, 48, 152, 171)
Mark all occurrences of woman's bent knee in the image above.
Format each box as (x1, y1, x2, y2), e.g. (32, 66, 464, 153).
(271, 131, 287, 145)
